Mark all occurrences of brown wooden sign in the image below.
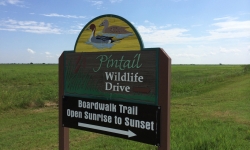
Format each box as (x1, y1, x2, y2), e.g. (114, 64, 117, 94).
(59, 14, 170, 150)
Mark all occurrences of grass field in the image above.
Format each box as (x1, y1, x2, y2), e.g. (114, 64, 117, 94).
(0, 64, 249, 149)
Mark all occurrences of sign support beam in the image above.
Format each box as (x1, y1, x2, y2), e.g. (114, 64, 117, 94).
(158, 49, 171, 150)
(59, 52, 69, 150)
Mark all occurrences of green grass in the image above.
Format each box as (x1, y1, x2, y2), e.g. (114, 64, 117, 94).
(0, 107, 58, 150)
(171, 74, 250, 149)
(0, 64, 249, 149)
(0, 64, 58, 110)
(171, 65, 246, 98)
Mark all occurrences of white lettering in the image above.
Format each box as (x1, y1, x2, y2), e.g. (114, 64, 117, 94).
(105, 72, 114, 80)
(138, 76, 143, 82)
(67, 109, 82, 118)
(105, 82, 112, 90)
(119, 104, 138, 115)
(105, 82, 130, 92)
(104, 72, 144, 83)
(84, 111, 112, 123)
(124, 117, 154, 131)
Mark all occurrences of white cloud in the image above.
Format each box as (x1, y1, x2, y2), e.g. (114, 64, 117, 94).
(44, 52, 54, 58)
(137, 25, 155, 33)
(67, 29, 81, 34)
(42, 13, 86, 19)
(214, 16, 238, 21)
(137, 25, 190, 44)
(88, 0, 103, 6)
(138, 20, 249, 64)
(136, 18, 250, 45)
(27, 48, 35, 54)
(8, 0, 21, 4)
(210, 52, 217, 55)
(110, 0, 122, 3)
(159, 24, 172, 28)
(144, 20, 154, 26)
(46, 55, 53, 58)
(171, 0, 187, 2)
(0, 28, 16, 31)
(187, 45, 192, 49)
(191, 24, 202, 27)
(219, 47, 241, 53)
(172, 53, 207, 58)
(91, 0, 103, 5)
(88, 0, 103, 9)
(0, 19, 61, 34)
(0, 0, 26, 7)
(212, 20, 250, 32)
(66, 23, 85, 34)
(0, 0, 20, 5)
(206, 19, 250, 40)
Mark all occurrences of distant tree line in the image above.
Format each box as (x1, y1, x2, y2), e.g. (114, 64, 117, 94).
(0, 63, 58, 64)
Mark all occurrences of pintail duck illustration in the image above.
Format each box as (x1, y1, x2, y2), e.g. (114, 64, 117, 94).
(87, 24, 114, 44)
(86, 24, 121, 49)
(99, 19, 133, 39)
(99, 19, 131, 34)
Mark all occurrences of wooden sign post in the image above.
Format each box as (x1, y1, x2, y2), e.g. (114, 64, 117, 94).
(59, 53, 69, 150)
(158, 49, 171, 150)
(59, 14, 170, 150)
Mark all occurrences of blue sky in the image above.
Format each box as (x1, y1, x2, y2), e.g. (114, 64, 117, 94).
(0, 0, 249, 64)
